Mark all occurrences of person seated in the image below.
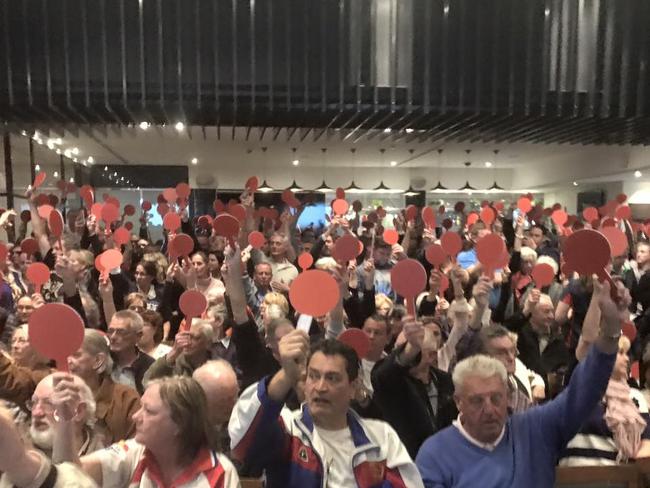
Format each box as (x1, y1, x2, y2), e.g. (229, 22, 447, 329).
(0, 404, 97, 488)
(26, 373, 104, 460)
(229, 333, 424, 487)
(138, 310, 171, 359)
(106, 310, 154, 395)
(372, 316, 457, 460)
(415, 282, 624, 488)
(145, 319, 215, 381)
(68, 329, 140, 444)
(560, 278, 650, 465)
(53, 375, 240, 487)
(478, 325, 545, 412)
(192, 360, 240, 455)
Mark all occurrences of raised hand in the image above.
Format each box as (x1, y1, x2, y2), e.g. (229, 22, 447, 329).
(50, 373, 81, 422)
(473, 276, 494, 309)
(278, 329, 310, 383)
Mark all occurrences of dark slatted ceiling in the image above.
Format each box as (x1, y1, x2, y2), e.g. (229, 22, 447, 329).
(0, 0, 649, 145)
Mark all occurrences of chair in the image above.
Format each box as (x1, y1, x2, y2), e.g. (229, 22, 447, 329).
(556, 465, 640, 488)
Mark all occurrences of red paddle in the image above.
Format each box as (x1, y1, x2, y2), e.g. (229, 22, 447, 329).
(212, 214, 240, 247)
(169, 233, 194, 260)
(179, 290, 208, 332)
(297, 252, 314, 271)
(600, 227, 628, 257)
(332, 199, 349, 216)
(26, 262, 50, 294)
(391, 258, 427, 316)
(32, 172, 47, 190)
(289, 270, 340, 317)
(440, 232, 463, 261)
(29, 303, 84, 371)
(422, 207, 436, 229)
(113, 227, 131, 247)
(582, 207, 598, 222)
(163, 212, 182, 233)
(245, 177, 258, 193)
(425, 244, 447, 268)
(338, 329, 371, 360)
(476, 234, 506, 278)
(163, 188, 177, 203)
(383, 229, 399, 246)
(176, 182, 192, 200)
(20, 238, 38, 256)
(333, 234, 359, 263)
(531, 263, 555, 290)
(247, 231, 265, 249)
(563, 229, 617, 300)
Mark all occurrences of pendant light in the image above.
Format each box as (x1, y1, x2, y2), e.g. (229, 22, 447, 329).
(257, 147, 274, 192)
(458, 150, 476, 192)
(345, 148, 362, 193)
(289, 148, 303, 192)
(429, 148, 448, 192)
(487, 149, 505, 191)
(315, 148, 333, 192)
(403, 149, 420, 196)
(373, 148, 393, 193)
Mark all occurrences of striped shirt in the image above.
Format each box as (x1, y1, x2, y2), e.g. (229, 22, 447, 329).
(559, 388, 650, 466)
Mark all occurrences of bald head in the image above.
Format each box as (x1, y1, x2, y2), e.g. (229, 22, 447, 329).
(192, 360, 239, 425)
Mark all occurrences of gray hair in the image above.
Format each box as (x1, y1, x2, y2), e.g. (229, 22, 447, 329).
(113, 309, 144, 334)
(452, 354, 508, 393)
(265, 303, 286, 321)
(82, 329, 113, 376)
(206, 304, 228, 322)
(191, 319, 215, 343)
(478, 325, 514, 353)
(519, 246, 537, 261)
(536, 255, 558, 275)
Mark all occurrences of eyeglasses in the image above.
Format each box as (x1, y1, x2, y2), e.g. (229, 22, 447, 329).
(107, 327, 132, 337)
(26, 397, 55, 414)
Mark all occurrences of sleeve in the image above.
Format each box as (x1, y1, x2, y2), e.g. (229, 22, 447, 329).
(63, 292, 88, 327)
(242, 274, 258, 312)
(228, 379, 292, 468)
(415, 437, 449, 488)
(309, 236, 326, 263)
(371, 346, 417, 408)
(83, 439, 142, 488)
(216, 454, 241, 488)
(231, 319, 270, 388)
(381, 423, 426, 488)
(0, 353, 46, 406)
(527, 344, 616, 453)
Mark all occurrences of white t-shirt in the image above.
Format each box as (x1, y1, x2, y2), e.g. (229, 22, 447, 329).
(361, 358, 377, 394)
(314, 426, 356, 488)
(85, 439, 239, 488)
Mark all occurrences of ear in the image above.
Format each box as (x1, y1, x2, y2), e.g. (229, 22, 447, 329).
(453, 393, 463, 412)
(94, 353, 105, 371)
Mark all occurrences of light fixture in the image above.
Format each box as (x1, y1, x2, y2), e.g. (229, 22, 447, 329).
(71, 147, 79, 155)
(572, 181, 579, 186)
(73, 158, 78, 163)
(345, 180, 362, 193)
(403, 185, 420, 197)
(21, 130, 27, 136)
(292, 159, 300, 166)
(315, 148, 333, 192)
(405, 128, 414, 134)
(104, 166, 108, 171)
(55, 148, 61, 155)
(486, 149, 506, 192)
(458, 151, 476, 192)
(383, 128, 392, 133)
(257, 179, 274, 192)
(288, 180, 303, 192)
(47, 140, 55, 150)
(64, 149, 72, 158)
(53, 171, 59, 178)
(390, 161, 397, 167)
(69, 177, 75, 183)
(35, 164, 41, 172)
(87, 156, 94, 164)
(191, 157, 198, 165)
(374, 181, 393, 192)
(429, 148, 448, 192)
(484, 161, 492, 168)
(139, 121, 150, 130)
(635, 170, 642, 178)
(174, 122, 185, 132)
(375, 149, 394, 193)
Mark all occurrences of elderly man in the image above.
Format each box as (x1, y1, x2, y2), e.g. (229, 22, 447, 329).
(416, 282, 623, 488)
(243, 261, 273, 325)
(27, 374, 104, 460)
(505, 289, 570, 393)
(230, 333, 424, 487)
(478, 325, 546, 412)
(267, 232, 298, 288)
(145, 319, 215, 381)
(107, 310, 153, 395)
(193, 360, 239, 454)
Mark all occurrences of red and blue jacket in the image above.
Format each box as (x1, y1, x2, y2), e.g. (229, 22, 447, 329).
(229, 377, 424, 488)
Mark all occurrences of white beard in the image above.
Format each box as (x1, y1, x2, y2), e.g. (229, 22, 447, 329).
(30, 424, 54, 450)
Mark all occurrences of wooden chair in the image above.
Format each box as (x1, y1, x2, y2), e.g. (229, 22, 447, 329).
(240, 478, 263, 488)
(556, 465, 641, 488)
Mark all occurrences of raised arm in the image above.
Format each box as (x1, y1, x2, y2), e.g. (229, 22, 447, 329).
(575, 277, 602, 362)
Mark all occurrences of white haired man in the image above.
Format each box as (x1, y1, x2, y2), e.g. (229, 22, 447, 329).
(416, 282, 625, 487)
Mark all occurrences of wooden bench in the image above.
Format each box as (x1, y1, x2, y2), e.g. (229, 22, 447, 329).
(556, 465, 641, 488)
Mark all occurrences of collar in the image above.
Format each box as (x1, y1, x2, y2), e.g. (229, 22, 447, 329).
(452, 415, 505, 451)
(138, 284, 157, 300)
(298, 405, 371, 449)
(132, 447, 219, 487)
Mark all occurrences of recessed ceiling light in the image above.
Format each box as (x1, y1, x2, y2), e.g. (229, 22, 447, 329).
(292, 159, 300, 166)
(635, 170, 642, 178)
(139, 121, 150, 130)
(390, 161, 398, 167)
(53, 171, 59, 178)
(174, 122, 185, 132)
(191, 157, 198, 165)
(87, 156, 94, 164)
(405, 128, 414, 133)
(484, 161, 492, 168)
(71, 147, 79, 155)
(383, 128, 392, 133)
(572, 181, 578, 186)
(35, 164, 41, 172)
(69, 177, 75, 183)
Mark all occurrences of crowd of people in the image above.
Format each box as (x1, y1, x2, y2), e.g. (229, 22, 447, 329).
(0, 180, 645, 487)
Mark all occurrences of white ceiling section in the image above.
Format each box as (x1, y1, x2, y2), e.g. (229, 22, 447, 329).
(6, 125, 650, 194)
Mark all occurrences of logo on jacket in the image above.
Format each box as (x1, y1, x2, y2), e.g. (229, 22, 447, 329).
(366, 462, 385, 483)
(298, 447, 309, 463)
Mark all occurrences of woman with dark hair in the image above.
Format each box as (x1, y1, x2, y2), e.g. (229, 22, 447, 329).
(52, 375, 239, 487)
(190, 252, 225, 306)
(138, 310, 172, 359)
(131, 260, 165, 313)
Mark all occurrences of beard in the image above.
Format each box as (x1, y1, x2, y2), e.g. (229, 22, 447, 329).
(30, 423, 54, 450)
